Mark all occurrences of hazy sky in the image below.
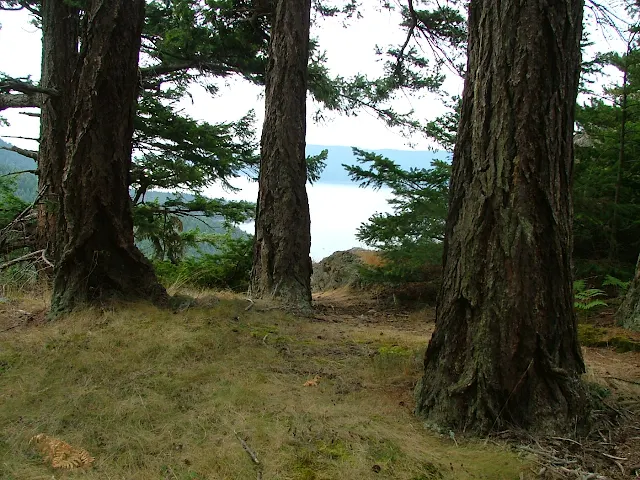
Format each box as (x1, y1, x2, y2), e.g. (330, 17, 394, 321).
(0, 7, 458, 150)
(0, 5, 630, 260)
(0, 6, 456, 260)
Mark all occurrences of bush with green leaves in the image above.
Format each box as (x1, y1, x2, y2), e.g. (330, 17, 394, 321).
(0, 175, 28, 230)
(154, 233, 253, 292)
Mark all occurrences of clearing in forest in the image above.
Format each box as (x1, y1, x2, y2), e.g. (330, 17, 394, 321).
(0, 288, 638, 479)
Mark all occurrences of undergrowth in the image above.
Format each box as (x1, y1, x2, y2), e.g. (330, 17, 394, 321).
(0, 294, 531, 479)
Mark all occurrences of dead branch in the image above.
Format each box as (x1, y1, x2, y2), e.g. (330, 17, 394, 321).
(245, 298, 255, 311)
(601, 452, 627, 461)
(603, 375, 640, 386)
(550, 436, 582, 446)
(233, 430, 260, 465)
(0, 169, 38, 178)
(0, 249, 44, 270)
(0, 80, 59, 97)
(19, 111, 40, 118)
(0, 187, 46, 243)
(0, 92, 40, 112)
(40, 250, 53, 268)
(0, 145, 38, 160)
(0, 322, 24, 333)
(1, 135, 39, 142)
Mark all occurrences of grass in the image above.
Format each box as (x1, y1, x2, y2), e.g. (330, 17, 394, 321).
(0, 293, 531, 479)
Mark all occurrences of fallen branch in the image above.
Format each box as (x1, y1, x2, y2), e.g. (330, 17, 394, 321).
(0, 249, 45, 270)
(245, 297, 255, 311)
(0, 322, 23, 333)
(40, 250, 53, 268)
(601, 452, 627, 461)
(550, 436, 582, 446)
(233, 430, 260, 465)
(603, 375, 640, 386)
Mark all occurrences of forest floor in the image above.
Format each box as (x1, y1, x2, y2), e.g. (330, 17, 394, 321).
(0, 286, 638, 479)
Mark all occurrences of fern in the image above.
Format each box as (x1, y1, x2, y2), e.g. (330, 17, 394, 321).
(30, 433, 94, 470)
(574, 280, 608, 311)
(602, 275, 630, 292)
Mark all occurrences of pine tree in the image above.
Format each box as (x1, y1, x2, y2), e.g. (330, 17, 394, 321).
(415, 0, 589, 434)
(50, 0, 167, 315)
(249, 0, 313, 309)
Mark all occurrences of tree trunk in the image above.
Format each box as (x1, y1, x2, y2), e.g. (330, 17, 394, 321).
(610, 43, 631, 262)
(248, 0, 313, 309)
(617, 254, 640, 331)
(37, 0, 79, 265)
(415, 0, 589, 434)
(50, 0, 167, 316)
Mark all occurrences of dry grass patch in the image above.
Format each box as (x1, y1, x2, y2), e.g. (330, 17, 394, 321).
(0, 294, 531, 479)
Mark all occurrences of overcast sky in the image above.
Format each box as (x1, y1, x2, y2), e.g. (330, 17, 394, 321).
(0, 5, 631, 260)
(0, 7, 458, 151)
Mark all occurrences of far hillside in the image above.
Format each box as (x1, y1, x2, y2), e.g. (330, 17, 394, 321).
(0, 140, 248, 257)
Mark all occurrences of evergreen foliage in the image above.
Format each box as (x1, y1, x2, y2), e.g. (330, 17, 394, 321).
(344, 148, 450, 283)
(574, 38, 640, 269)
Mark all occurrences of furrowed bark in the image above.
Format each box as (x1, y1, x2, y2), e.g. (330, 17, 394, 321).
(249, 0, 313, 310)
(50, 0, 167, 316)
(415, 0, 589, 435)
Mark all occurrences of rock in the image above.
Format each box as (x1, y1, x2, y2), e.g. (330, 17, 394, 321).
(311, 248, 374, 292)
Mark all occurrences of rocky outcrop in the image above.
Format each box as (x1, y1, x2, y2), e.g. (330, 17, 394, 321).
(311, 248, 373, 292)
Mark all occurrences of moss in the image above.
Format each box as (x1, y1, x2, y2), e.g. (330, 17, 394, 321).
(578, 324, 640, 352)
(377, 345, 412, 356)
(317, 439, 351, 460)
(368, 438, 404, 463)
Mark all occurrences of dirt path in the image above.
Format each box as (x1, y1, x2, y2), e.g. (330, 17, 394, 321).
(314, 287, 640, 479)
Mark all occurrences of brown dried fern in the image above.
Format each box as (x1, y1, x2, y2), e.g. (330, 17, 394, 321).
(29, 433, 95, 470)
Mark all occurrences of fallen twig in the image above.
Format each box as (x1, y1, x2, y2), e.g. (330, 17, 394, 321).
(601, 452, 627, 461)
(245, 298, 255, 311)
(550, 436, 582, 446)
(0, 322, 23, 333)
(603, 375, 640, 386)
(0, 249, 45, 270)
(40, 249, 53, 268)
(234, 430, 260, 465)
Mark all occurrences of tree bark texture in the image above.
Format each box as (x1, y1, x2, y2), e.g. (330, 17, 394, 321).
(50, 0, 167, 315)
(617, 254, 640, 331)
(249, 0, 313, 308)
(0, 93, 40, 111)
(37, 0, 79, 264)
(415, 0, 589, 434)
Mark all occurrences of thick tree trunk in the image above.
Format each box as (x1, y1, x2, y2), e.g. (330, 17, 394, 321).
(37, 0, 79, 265)
(50, 0, 167, 316)
(415, 0, 589, 434)
(248, 0, 313, 309)
(617, 255, 640, 331)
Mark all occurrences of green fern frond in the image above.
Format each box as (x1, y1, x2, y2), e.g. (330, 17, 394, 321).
(573, 279, 586, 293)
(574, 299, 608, 310)
(602, 275, 630, 291)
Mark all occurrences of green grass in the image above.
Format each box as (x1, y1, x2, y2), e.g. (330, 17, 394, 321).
(0, 295, 531, 479)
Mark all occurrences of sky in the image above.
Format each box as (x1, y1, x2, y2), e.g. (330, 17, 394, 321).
(0, 5, 631, 260)
(0, 6, 456, 260)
